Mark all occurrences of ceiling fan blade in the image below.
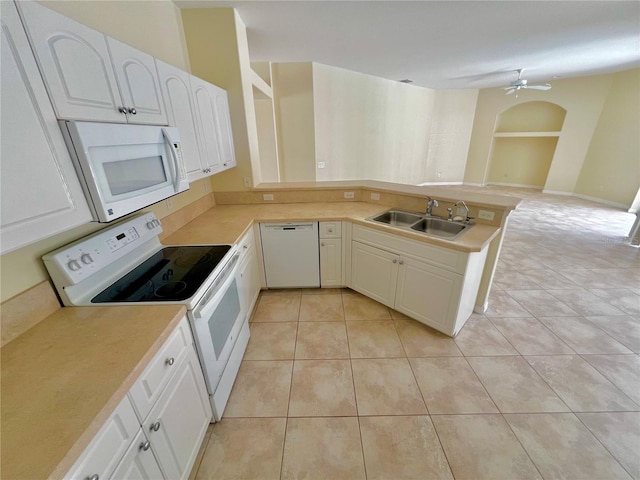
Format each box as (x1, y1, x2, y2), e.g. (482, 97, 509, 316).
(526, 84, 552, 90)
(505, 88, 516, 95)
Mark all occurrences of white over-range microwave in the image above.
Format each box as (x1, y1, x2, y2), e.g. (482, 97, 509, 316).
(59, 120, 189, 222)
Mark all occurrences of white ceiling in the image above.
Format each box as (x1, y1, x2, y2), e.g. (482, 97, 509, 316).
(174, 1, 640, 89)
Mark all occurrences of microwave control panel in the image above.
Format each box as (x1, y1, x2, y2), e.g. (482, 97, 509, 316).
(43, 212, 163, 287)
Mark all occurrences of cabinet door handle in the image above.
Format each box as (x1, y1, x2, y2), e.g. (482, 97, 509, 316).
(118, 107, 127, 114)
(321, 242, 325, 247)
(86, 474, 99, 480)
(139, 441, 151, 451)
(151, 421, 161, 432)
(392, 259, 397, 264)
(128, 107, 137, 115)
(398, 260, 404, 265)
(166, 357, 175, 366)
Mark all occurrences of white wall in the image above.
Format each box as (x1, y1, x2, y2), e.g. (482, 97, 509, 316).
(424, 89, 478, 183)
(272, 63, 478, 185)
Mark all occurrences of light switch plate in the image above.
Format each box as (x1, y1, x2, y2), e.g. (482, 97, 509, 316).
(370, 193, 380, 200)
(344, 192, 355, 199)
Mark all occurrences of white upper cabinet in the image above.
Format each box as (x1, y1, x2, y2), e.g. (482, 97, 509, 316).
(16, 1, 166, 124)
(0, 1, 91, 254)
(156, 59, 207, 181)
(213, 86, 236, 170)
(107, 37, 167, 125)
(191, 75, 224, 175)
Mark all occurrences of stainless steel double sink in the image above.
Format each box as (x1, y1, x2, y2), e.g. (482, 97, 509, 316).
(366, 209, 471, 240)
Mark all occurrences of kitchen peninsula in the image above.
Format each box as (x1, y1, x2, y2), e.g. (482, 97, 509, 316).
(2, 180, 520, 480)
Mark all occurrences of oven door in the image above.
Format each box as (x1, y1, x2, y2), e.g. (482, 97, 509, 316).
(188, 254, 246, 406)
(61, 121, 188, 222)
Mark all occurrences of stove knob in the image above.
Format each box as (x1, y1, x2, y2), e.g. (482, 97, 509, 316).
(80, 253, 93, 265)
(146, 221, 155, 230)
(67, 259, 81, 271)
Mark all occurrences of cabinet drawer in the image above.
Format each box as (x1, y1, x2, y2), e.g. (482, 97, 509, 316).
(319, 221, 342, 238)
(129, 317, 192, 421)
(352, 224, 468, 274)
(64, 396, 139, 480)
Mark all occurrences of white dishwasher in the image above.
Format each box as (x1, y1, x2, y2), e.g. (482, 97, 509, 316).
(260, 222, 320, 288)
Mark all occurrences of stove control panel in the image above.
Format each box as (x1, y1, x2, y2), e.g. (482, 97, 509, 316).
(43, 212, 163, 287)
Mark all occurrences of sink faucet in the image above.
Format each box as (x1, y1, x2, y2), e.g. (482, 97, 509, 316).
(455, 200, 471, 222)
(426, 197, 439, 216)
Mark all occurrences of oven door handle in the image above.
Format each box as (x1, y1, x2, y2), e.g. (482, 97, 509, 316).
(193, 254, 239, 319)
(162, 128, 181, 192)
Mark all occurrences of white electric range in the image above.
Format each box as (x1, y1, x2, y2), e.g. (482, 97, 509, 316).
(43, 212, 250, 421)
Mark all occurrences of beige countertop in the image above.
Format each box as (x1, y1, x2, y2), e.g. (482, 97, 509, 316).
(1, 304, 186, 480)
(1, 198, 502, 479)
(164, 201, 500, 252)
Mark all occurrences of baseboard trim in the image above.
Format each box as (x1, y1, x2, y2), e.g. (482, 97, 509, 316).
(572, 193, 629, 209)
(462, 182, 485, 187)
(474, 302, 488, 314)
(543, 190, 629, 209)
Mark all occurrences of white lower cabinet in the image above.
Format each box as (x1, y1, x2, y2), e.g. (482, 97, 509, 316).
(141, 348, 211, 480)
(64, 317, 212, 480)
(110, 429, 164, 480)
(350, 225, 487, 336)
(63, 396, 140, 480)
(236, 229, 261, 317)
(350, 241, 398, 305)
(319, 221, 343, 287)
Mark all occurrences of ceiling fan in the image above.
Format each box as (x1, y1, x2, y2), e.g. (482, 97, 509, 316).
(504, 69, 552, 95)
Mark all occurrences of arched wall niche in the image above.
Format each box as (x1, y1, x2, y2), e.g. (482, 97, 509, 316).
(487, 101, 566, 188)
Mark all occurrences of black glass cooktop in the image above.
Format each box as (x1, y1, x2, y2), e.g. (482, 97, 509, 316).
(92, 245, 232, 303)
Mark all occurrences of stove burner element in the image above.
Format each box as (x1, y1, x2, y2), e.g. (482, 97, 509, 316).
(91, 244, 232, 303)
(155, 281, 187, 298)
(174, 252, 213, 267)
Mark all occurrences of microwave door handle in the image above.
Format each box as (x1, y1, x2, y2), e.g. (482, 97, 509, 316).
(162, 128, 181, 192)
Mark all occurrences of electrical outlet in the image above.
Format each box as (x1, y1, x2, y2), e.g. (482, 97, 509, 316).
(370, 193, 380, 201)
(478, 210, 495, 221)
(243, 177, 251, 188)
(166, 198, 174, 210)
(202, 180, 211, 194)
(344, 191, 355, 199)
(437, 171, 442, 178)
(263, 194, 274, 201)
(317, 162, 325, 169)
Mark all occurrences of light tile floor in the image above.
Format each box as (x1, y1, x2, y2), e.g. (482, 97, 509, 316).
(192, 188, 640, 480)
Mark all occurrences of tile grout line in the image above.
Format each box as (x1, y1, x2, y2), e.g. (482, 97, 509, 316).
(572, 412, 638, 479)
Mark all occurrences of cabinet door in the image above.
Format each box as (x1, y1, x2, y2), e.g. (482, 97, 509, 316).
(110, 429, 164, 480)
(350, 241, 398, 307)
(190, 76, 223, 174)
(395, 257, 463, 335)
(211, 84, 236, 171)
(237, 239, 260, 317)
(16, 0, 125, 122)
(107, 37, 167, 125)
(156, 60, 206, 182)
(145, 347, 212, 480)
(0, 1, 92, 254)
(320, 238, 343, 287)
